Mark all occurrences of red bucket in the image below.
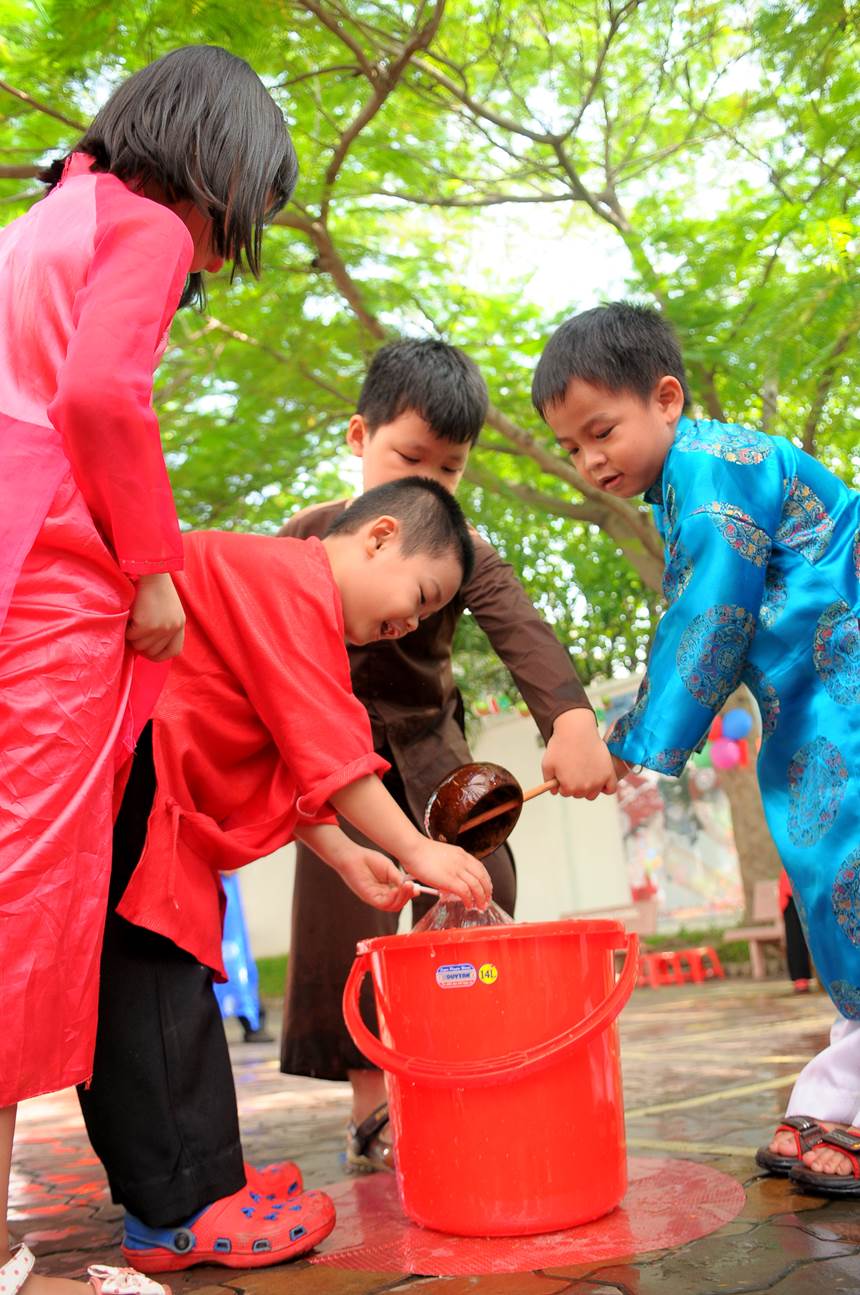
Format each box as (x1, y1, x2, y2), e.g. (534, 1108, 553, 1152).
(343, 919, 638, 1236)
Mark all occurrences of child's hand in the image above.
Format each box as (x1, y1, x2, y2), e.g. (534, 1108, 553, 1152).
(333, 846, 418, 912)
(542, 708, 618, 799)
(294, 823, 417, 912)
(401, 838, 492, 910)
(127, 572, 185, 662)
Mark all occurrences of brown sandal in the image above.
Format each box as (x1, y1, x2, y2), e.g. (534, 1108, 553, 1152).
(755, 1115, 826, 1176)
(346, 1101, 395, 1173)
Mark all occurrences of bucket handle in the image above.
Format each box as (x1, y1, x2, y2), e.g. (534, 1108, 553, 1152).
(342, 932, 639, 1089)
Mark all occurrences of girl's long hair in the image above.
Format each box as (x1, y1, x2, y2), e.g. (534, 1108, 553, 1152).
(42, 45, 298, 306)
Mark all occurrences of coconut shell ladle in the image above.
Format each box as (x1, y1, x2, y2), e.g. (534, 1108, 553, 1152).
(423, 761, 558, 858)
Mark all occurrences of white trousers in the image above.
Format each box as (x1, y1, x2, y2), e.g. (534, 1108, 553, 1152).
(786, 1016, 860, 1126)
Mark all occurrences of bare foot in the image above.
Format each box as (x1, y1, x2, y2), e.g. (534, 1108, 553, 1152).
(768, 1119, 836, 1160)
(22, 1274, 91, 1294)
(801, 1126, 860, 1177)
(348, 1068, 387, 1127)
(0, 1252, 89, 1295)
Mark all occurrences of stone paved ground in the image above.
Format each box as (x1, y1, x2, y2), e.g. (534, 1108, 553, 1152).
(11, 980, 860, 1293)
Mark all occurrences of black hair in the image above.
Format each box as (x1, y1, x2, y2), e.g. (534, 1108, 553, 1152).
(41, 45, 297, 308)
(532, 301, 691, 417)
(325, 476, 475, 586)
(357, 338, 488, 446)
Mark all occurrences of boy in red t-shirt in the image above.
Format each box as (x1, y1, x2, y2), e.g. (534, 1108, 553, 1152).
(77, 477, 490, 1273)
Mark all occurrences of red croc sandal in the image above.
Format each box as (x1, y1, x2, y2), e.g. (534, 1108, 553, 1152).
(244, 1159, 303, 1199)
(754, 1115, 825, 1176)
(121, 1185, 335, 1271)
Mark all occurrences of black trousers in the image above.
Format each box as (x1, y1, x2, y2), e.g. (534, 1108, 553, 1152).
(76, 724, 244, 1227)
(784, 895, 812, 982)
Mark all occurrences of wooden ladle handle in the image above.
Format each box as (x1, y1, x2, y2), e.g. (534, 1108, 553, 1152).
(458, 779, 559, 834)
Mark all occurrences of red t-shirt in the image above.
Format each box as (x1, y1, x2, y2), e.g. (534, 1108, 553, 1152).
(117, 530, 388, 975)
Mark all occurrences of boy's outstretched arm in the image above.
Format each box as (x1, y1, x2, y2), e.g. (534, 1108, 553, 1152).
(608, 435, 785, 775)
(542, 708, 617, 799)
(464, 537, 615, 797)
(294, 823, 417, 912)
(330, 775, 492, 909)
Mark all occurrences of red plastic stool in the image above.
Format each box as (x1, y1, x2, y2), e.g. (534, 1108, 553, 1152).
(637, 946, 725, 988)
(677, 946, 725, 982)
(637, 950, 687, 988)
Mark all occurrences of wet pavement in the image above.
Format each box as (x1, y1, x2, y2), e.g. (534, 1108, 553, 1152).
(11, 979, 860, 1292)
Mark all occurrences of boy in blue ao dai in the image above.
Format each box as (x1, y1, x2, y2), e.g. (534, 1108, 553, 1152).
(533, 301, 860, 1190)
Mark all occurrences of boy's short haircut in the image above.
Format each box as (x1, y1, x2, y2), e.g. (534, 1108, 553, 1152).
(531, 301, 691, 418)
(325, 476, 475, 585)
(357, 338, 488, 445)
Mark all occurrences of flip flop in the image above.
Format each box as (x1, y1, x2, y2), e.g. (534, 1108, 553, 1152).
(0, 1244, 34, 1295)
(789, 1127, 860, 1196)
(121, 1185, 335, 1271)
(755, 1115, 826, 1175)
(346, 1101, 395, 1173)
(88, 1265, 172, 1293)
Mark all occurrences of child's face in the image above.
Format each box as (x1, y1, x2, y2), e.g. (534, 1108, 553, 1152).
(546, 376, 684, 497)
(337, 518, 464, 646)
(347, 411, 470, 495)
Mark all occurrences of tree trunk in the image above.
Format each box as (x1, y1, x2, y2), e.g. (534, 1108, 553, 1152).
(713, 688, 782, 921)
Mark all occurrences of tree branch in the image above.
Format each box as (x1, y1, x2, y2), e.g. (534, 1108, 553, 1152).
(367, 186, 573, 207)
(296, 364, 356, 407)
(273, 195, 664, 575)
(801, 325, 857, 455)
(0, 79, 85, 130)
(316, 0, 446, 216)
(484, 401, 663, 562)
(277, 63, 364, 90)
(408, 52, 557, 143)
(0, 163, 42, 179)
(566, 0, 642, 139)
(465, 460, 665, 589)
(292, 0, 376, 81)
(465, 462, 604, 524)
(690, 364, 726, 422)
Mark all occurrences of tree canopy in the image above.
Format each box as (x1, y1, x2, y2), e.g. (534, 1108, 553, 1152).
(2, 0, 857, 694)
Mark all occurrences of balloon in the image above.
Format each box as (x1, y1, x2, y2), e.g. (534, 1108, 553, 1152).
(708, 716, 723, 741)
(722, 708, 753, 741)
(691, 747, 712, 768)
(711, 737, 742, 770)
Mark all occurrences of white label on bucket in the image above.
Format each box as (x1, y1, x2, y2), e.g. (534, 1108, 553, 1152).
(435, 962, 477, 989)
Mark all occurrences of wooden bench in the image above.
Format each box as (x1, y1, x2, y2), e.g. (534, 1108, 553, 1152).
(724, 879, 784, 979)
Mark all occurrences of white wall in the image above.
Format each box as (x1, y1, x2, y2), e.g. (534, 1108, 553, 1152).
(470, 710, 630, 921)
(237, 844, 295, 958)
(237, 707, 631, 955)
